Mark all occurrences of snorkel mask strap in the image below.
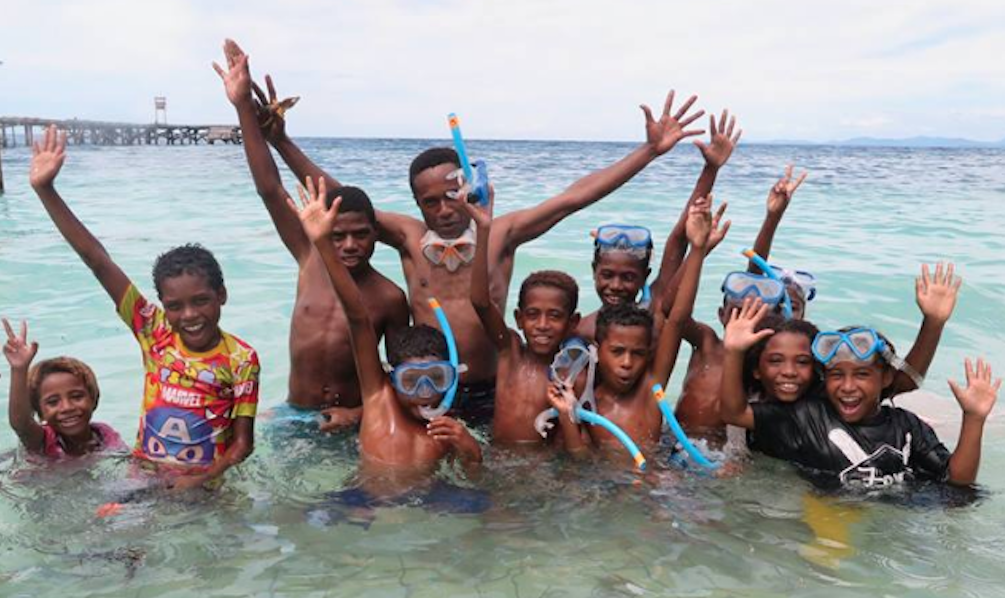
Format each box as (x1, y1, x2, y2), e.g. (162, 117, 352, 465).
(743, 249, 793, 319)
(882, 347, 925, 388)
(419, 298, 461, 420)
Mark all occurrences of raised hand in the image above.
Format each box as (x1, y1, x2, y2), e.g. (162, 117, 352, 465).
(2, 319, 38, 370)
(948, 358, 1001, 420)
(916, 262, 962, 325)
(766, 164, 808, 216)
(547, 380, 578, 418)
(457, 183, 495, 229)
(212, 38, 253, 106)
(705, 200, 731, 255)
(723, 297, 775, 353)
(693, 109, 743, 169)
(640, 90, 705, 156)
(685, 194, 714, 250)
(288, 176, 340, 244)
(29, 125, 67, 189)
(251, 74, 299, 144)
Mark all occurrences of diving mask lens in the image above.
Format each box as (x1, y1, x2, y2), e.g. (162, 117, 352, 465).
(392, 361, 457, 396)
(721, 272, 785, 304)
(770, 265, 817, 301)
(550, 338, 591, 384)
(595, 225, 653, 258)
(812, 329, 884, 364)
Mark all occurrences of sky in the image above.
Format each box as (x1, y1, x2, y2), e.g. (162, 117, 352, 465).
(3, 0, 1005, 143)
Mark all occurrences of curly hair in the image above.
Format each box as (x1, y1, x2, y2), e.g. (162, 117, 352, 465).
(152, 243, 224, 297)
(596, 302, 654, 344)
(386, 324, 449, 367)
(408, 147, 460, 196)
(518, 270, 579, 314)
(743, 315, 822, 397)
(27, 356, 100, 416)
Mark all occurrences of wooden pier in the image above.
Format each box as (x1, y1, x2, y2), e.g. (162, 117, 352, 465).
(0, 116, 242, 193)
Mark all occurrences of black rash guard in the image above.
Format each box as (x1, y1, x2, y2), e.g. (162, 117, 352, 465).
(750, 398, 951, 489)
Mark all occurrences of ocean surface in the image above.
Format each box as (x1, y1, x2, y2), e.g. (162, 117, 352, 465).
(0, 138, 1004, 597)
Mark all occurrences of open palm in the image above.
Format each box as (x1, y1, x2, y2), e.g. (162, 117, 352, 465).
(212, 38, 253, 106)
(289, 176, 339, 243)
(29, 125, 67, 189)
(641, 90, 705, 156)
(695, 110, 742, 169)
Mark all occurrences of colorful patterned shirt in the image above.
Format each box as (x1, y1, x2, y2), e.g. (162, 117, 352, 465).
(40, 422, 128, 459)
(118, 285, 260, 470)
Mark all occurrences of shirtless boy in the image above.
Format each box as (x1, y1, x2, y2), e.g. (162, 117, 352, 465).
(461, 190, 583, 446)
(215, 41, 408, 429)
(292, 177, 480, 495)
(586, 196, 711, 463)
(246, 60, 706, 423)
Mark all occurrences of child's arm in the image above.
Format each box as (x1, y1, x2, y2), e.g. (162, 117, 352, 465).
(651, 196, 712, 386)
(499, 91, 704, 251)
(747, 165, 807, 273)
(289, 177, 385, 401)
(3, 320, 44, 453)
(655, 205, 729, 320)
(214, 40, 312, 262)
(547, 380, 591, 457)
(891, 262, 961, 393)
(945, 358, 1000, 486)
(427, 416, 483, 476)
(169, 417, 255, 492)
(719, 299, 776, 430)
(651, 111, 740, 303)
(459, 188, 513, 353)
(29, 126, 132, 305)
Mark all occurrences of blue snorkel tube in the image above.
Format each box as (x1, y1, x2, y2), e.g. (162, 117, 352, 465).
(743, 249, 793, 319)
(537, 406, 647, 471)
(419, 298, 461, 420)
(652, 383, 720, 470)
(447, 113, 490, 206)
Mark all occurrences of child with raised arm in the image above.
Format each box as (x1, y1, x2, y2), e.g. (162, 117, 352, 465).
(459, 188, 586, 447)
(721, 298, 999, 488)
(291, 177, 480, 491)
(584, 196, 712, 463)
(214, 40, 408, 429)
(239, 56, 706, 425)
(4, 319, 127, 459)
(29, 126, 259, 491)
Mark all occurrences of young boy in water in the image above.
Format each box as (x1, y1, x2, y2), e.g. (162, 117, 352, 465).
(291, 176, 480, 493)
(214, 41, 408, 430)
(4, 319, 127, 459)
(460, 189, 585, 446)
(29, 126, 259, 491)
(582, 196, 712, 462)
(241, 49, 706, 424)
(721, 298, 999, 488)
(576, 110, 741, 342)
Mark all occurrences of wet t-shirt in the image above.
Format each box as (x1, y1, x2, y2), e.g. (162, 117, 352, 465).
(118, 284, 260, 470)
(751, 398, 951, 488)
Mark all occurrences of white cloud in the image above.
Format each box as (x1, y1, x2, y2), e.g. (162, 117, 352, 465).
(2, 0, 1005, 141)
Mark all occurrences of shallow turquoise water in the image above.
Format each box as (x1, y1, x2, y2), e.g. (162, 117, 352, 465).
(1, 139, 1004, 596)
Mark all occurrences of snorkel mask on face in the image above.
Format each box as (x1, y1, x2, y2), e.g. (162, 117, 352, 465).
(390, 361, 459, 399)
(416, 298, 464, 420)
(770, 265, 817, 302)
(812, 328, 924, 387)
(721, 271, 786, 306)
(535, 337, 599, 435)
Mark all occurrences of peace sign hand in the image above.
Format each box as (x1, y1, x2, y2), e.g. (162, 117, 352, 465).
(3, 319, 39, 371)
(766, 164, 808, 216)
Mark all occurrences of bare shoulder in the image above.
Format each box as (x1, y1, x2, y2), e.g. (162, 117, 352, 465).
(360, 269, 409, 313)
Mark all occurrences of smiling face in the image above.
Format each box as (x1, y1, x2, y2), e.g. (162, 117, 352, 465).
(596, 324, 651, 394)
(412, 163, 471, 239)
(592, 252, 649, 307)
(330, 211, 377, 272)
(159, 273, 226, 353)
(37, 372, 96, 441)
(754, 332, 817, 402)
(392, 356, 449, 420)
(514, 286, 580, 357)
(823, 358, 894, 423)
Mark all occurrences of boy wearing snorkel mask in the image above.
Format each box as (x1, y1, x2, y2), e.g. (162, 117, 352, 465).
(459, 189, 585, 447)
(240, 62, 706, 426)
(721, 298, 1000, 488)
(583, 197, 712, 461)
(215, 41, 409, 431)
(576, 111, 742, 342)
(292, 177, 481, 486)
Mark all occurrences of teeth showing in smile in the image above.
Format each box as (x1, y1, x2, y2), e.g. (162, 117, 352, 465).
(182, 323, 204, 334)
(778, 383, 799, 394)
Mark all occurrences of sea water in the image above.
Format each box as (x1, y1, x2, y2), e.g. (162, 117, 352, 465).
(0, 139, 1004, 597)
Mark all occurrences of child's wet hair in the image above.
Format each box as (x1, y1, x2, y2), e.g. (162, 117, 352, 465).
(595, 303, 654, 343)
(152, 243, 224, 297)
(834, 325, 901, 399)
(387, 325, 449, 367)
(27, 357, 100, 416)
(743, 315, 822, 395)
(408, 147, 460, 196)
(591, 243, 652, 271)
(331, 185, 377, 227)
(518, 270, 579, 314)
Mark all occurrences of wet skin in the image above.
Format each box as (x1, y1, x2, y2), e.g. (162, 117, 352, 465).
(289, 211, 408, 409)
(754, 332, 816, 403)
(576, 252, 650, 343)
(158, 273, 226, 354)
(823, 360, 894, 423)
(37, 372, 97, 451)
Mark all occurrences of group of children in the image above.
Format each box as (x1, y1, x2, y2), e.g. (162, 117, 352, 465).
(5, 38, 1000, 502)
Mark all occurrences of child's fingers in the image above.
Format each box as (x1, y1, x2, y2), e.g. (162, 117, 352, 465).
(212, 61, 225, 80)
(305, 176, 316, 201)
(295, 184, 307, 207)
(948, 378, 962, 399)
(674, 94, 698, 122)
(791, 171, 808, 192)
(639, 104, 655, 125)
(708, 114, 716, 137)
(784, 164, 794, 183)
(732, 128, 743, 145)
(20, 320, 27, 342)
(726, 114, 736, 139)
(2, 318, 15, 341)
(285, 196, 299, 215)
(965, 358, 975, 384)
(318, 177, 327, 204)
(934, 262, 945, 284)
(662, 89, 675, 118)
(945, 262, 956, 285)
(920, 262, 931, 288)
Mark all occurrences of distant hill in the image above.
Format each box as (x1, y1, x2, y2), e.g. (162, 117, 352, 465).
(757, 136, 1005, 149)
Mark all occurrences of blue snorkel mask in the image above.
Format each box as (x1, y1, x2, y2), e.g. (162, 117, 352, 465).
(811, 327, 924, 387)
(721, 271, 786, 306)
(447, 113, 490, 206)
(594, 225, 653, 260)
(743, 249, 794, 319)
(417, 298, 464, 420)
(770, 265, 817, 302)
